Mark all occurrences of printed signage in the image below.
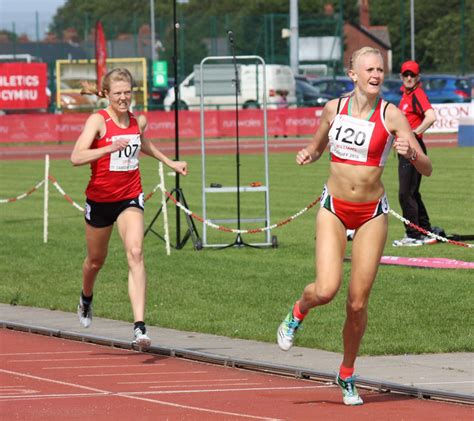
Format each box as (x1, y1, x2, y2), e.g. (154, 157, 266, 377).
(0, 63, 48, 109)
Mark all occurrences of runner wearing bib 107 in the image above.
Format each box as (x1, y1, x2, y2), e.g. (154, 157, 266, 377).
(71, 68, 188, 348)
(276, 47, 432, 407)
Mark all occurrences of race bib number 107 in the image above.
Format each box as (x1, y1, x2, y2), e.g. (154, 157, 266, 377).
(329, 114, 375, 162)
(109, 134, 141, 171)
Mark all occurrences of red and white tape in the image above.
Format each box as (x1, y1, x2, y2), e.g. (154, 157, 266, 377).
(388, 209, 472, 248)
(0, 179, 45, 203)
(1, 175, 472, 248)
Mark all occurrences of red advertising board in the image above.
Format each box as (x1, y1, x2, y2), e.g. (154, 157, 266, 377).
(0, 62, 48, 110)
(0, 108, 323, 143)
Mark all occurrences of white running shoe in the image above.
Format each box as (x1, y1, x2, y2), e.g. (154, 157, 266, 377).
(392, 236, 423, 247)
(277, 310, 302, 351)
(421, 235, 437, 245)
(77, 297, 93, 328)
(336, 375, 364, 406)
(133, 328, 151, 348)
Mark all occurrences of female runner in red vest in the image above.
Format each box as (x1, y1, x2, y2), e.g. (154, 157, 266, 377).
(71, 68, 187, 347)
(277, 47, 432, 406)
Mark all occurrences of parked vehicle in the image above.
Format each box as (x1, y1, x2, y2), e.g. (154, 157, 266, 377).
(150, 78, 175, 110)
(58, 81, 97, 112)
(422, 75, 471, 103)
(381, 78, 402, 104)
(295, 75, 332, 107)
(308, 76, 354, 99)
(163, 64, 296, 111)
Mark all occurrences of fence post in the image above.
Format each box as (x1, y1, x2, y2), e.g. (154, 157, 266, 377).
(43, 154, 50, 243)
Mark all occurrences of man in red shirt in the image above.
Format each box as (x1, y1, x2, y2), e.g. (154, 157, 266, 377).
(393, 60, 437, 246)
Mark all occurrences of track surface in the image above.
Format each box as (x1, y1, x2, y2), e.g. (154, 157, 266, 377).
(0, 133, 458, 160)
(1, 329, 471, 420)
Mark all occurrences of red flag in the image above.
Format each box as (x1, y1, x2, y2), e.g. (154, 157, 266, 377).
(95, 21, 107, 92)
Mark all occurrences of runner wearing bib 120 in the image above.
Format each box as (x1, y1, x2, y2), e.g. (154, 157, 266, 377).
(323, 95, 394, 229)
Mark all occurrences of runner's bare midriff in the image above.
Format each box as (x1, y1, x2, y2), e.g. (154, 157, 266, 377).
(326, 162, 385, 202)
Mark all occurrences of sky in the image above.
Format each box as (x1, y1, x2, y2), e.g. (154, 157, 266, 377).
(0, 0, 67, 40)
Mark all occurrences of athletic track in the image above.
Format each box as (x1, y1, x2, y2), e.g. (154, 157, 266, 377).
(1, 329, 471, 420)
(1, 132, 469, 419)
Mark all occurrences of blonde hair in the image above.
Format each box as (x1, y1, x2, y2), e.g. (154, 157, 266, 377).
(81, 68, 135, 98)
(348, 46, 383, 72)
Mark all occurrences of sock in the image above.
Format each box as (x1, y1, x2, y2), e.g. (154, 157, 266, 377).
(134, 321, 146, 334)
(292, 301, 308, 321)
(81, 291, 93, 305)
(339, 364, 354, 380)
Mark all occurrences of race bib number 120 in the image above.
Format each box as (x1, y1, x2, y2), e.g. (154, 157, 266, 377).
(329, 114, 375, 162)
(109, 134, 141, 171)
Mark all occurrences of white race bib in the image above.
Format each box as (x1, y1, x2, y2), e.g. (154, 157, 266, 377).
(329, 114, 375, 163)
(109, 134, 141, 171)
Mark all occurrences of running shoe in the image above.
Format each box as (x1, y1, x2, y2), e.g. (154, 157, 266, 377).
(336, 375, 364, 406)
(77, 296, 93, 328)
(421, 235, 437, 245)
(133, 327, 151, 348)
(392, 236, 423, 247)
(277, 310, 302, 351)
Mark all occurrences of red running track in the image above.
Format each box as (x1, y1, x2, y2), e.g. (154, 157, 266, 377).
(0, 329, 471, 420)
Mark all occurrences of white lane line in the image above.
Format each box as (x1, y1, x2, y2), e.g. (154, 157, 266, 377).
(79, 370, 208, 377)
(0, 368, 282, 420)
(120, 385, 332, 396)
(0, 392, 111, 401)
(44, 364, 165, 370)
(0, 369, 110, 394)
(8, 357, 129, 363)
(0, 351, 92, 356)
(148, 382, 262, 389)
(119, 378, 250, 385)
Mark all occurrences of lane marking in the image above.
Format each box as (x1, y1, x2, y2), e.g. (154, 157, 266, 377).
(148, 382, 263, 389)
(119, 377, 250, 385)
(0, 351, 92, 356)
(120, 385, 333, 396)
(8, 357, 129, 363)
(0, 368, 282, 420)
(79, 370, 208, 377)
(44, 364, 165, 370)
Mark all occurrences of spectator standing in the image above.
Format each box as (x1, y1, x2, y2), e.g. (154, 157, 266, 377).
(393, 61, 437, 247)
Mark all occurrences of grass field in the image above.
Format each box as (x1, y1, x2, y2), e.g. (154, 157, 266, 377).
(0, 146, 473, 356)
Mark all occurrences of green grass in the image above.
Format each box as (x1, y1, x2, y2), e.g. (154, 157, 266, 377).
(0, 147, 473, 355)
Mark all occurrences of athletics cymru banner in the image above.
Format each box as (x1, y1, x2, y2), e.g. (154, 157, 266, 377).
(0, 63, 48, 110)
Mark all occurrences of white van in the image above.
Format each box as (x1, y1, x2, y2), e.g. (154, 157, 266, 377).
(163, 64, 296, 111)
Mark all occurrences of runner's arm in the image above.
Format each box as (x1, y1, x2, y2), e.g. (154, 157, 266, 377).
(296, 99, 337, 165)
(386, 104, 433, 176)
(70, 114, 129, 166)
(138, 114, 188, 176)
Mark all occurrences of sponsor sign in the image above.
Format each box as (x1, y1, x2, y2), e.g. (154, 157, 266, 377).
(427, 102, 473, 133)
(0, 62, 48, 109)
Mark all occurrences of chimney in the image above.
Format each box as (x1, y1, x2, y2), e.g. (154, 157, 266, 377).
(359, 0, 370, 28)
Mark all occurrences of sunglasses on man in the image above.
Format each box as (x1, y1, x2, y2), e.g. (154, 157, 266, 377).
(402, 71, 418, 78)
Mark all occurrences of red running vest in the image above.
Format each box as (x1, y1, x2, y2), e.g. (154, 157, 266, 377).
(328, 97, 394, 167)
(85, 109, 142, 202)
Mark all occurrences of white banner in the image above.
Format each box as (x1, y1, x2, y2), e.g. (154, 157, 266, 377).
(427, 102, 473, 133)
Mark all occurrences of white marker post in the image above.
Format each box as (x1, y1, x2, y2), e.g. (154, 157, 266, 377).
(43, 154, 50, 243)
(159, 162, 171, 255)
